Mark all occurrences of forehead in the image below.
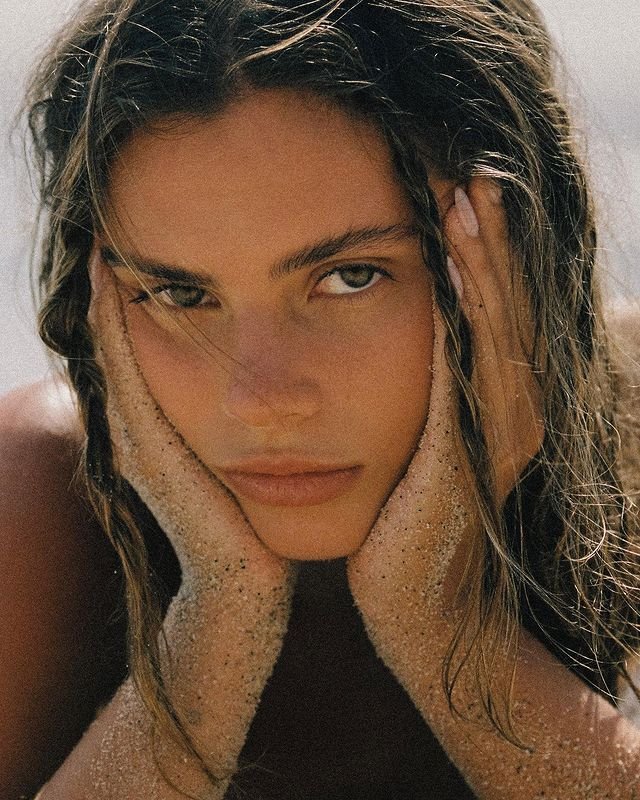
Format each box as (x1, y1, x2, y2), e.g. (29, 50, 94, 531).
(105, 89, 416, 266)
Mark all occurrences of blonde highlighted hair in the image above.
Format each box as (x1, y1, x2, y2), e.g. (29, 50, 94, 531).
(24, 0, 640, 791)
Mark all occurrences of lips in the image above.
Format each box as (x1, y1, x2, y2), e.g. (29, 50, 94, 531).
(218, 458, 363, 507)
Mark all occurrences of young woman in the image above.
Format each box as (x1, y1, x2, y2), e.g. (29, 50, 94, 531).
(2, 0, 640, 797)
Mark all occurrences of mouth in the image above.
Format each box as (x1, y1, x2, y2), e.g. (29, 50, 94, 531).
(219, 465, 363, 507)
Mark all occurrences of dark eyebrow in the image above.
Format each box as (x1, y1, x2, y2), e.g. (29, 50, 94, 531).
(269, 223, 419, 279)
(100, 247, 214, 286)
(100, 222, 420, 286)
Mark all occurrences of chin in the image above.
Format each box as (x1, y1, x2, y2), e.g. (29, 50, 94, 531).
(251, 518, 371, 561)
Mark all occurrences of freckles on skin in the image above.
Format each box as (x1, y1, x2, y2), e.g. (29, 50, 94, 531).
(104, 88, 436, 560)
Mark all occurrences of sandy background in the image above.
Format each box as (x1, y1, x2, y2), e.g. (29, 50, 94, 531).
(1, 0, 639, 395)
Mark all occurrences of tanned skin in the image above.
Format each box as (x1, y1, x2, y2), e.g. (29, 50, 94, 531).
(0, 378, 128, 799)
(1, 306, 638, 799)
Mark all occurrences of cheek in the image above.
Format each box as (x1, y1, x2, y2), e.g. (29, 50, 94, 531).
(334, 289, 434, 449)
(124, 287, 434, 480)
(121, 291, 434, 562)
(124, 306, 219, 435)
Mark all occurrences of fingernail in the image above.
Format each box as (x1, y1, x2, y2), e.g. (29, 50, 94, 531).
(487, 180, 503, 206)
(89, 246, 105, 292)
(446, 256, 464, 300)
(454, 186, 480, 238)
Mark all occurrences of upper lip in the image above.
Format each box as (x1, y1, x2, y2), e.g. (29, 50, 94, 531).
(219, 455, 359, 475)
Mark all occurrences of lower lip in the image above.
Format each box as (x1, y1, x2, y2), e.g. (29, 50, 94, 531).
(220, 467, 363, 507)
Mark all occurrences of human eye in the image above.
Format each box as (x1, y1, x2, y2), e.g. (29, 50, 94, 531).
(315, 264, 392, 298)
(130, 283, 216, 310)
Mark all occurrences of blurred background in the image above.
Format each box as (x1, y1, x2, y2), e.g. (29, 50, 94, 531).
(1, 0, 639, 395)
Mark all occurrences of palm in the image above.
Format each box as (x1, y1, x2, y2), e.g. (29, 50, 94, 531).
(88, 260, 298, 791)
(346, 179, 544, 690)
(90, 263, 294, 593)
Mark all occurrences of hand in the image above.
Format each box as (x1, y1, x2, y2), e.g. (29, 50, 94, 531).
(346, 177, 544, 704)
(88, 256, 299, 791)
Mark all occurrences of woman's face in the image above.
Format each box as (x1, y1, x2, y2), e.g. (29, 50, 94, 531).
(100, 88, 439, 560)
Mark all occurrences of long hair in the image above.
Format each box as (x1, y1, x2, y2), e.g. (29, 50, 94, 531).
(24, 0, 640, 789)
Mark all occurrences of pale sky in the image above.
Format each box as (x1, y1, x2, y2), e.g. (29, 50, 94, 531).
(1, 0, 639, 393)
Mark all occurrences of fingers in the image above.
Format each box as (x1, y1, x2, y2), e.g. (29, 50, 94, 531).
(442, 178, 544, 505)
(445, 179, 512, 353)
(89, 250, 199, 486)
(88, 250, 265, 578)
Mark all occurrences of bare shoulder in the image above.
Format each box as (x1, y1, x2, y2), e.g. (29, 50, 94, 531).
(0, 373, 81, 432)
(0, 375, 87, 555)
(0, 377, 127, 799)
(0, 376, 91, 576)
(0, 376, 83, 480)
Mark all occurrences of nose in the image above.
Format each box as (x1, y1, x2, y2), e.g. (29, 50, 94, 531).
(221, 318, 322, 428)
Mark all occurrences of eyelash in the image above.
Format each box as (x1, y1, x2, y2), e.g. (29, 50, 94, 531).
(130, 284, 213, 309)
(129, 264, 393, 309)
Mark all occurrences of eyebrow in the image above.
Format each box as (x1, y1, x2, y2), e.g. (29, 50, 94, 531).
(100, 223, 420, 286)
